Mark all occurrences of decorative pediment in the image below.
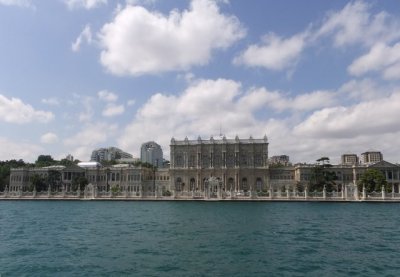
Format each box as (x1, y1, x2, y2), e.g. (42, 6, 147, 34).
(368, 160, 399, 168)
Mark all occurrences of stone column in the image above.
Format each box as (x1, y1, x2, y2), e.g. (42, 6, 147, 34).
(392, 184, 395, 199)
(47, 185, 51, 198)
(269, 186, 273, 199)
(341, 184, 344, 199)
(382, 185, 385, 200)
(323, 185, 326, 199)
(354, 185, 359, 201)
(286, 187, 290, 199)
(304, 186, 308, 199)
(33, 187, 37, 198)
(362, 185, 366, 200)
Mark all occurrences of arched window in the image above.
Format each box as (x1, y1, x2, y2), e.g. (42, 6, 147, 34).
(176, 177, 182, 191)
(190, 178, 196, 191)
(227, 178, 234, 191)
(241, 178, 248, 191)
(256, 177, 263, 191)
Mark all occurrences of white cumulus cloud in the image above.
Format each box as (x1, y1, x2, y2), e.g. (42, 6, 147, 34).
(72, 25, 92, 52)
(0, 0, 33, 8)
(294, 92, 400, 139)
(316, 1, 400, 47)
(102, 103, 125, 117)
(240, 88, 336, 112)
(98, 0, 245, 76)
(40, 132, 59, 144)
(348, 42, 400, 80)
(0, 94, 54, 124)
(0, 137, 42, 162)
(64, 122, 118, 160)
(65, 0, 107, 10)
(98, 90, 118, 102)
(118, 78, 273, 157)
(233, 32, 307, 71)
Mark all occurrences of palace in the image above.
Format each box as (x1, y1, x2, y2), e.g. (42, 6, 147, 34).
(6, 135, 400, 200)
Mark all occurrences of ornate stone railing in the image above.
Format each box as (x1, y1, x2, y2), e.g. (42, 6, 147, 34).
(1, 188, 400, 201)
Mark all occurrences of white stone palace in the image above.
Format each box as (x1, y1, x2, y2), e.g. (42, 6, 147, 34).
(4, 135, 400, 201)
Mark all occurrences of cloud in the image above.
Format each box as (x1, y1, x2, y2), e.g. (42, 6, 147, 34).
(234, 1, 400, 75)
(338, 78, 387, 101)
(316, 1, 400, 47)
(72, 25, 92, 52)
(65, 0, 107, 10)
(64, 122, 118, 160)
(41, 97, 60, 106)
(118, 78, 272, 157)
(98, 90, 118, 102)
(102, 103, 125, 117)
(240, 88, 336, 112)
(233, 32, 307, 71)
(0, 137, 42, 162)
(72, 94, 94, 123)
(0, 0, 33, 8)
(293, 92, 400, 139)
(40, 132, 59, 144)
(98, 0, 245, 76)
(115, 76, 400, 164)
(127, 99, 135, 106)
(0, 94, 54, 124)
(348, 42, 400, 80)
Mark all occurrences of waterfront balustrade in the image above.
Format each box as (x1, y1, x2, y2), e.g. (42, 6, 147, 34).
(0, 186, 399, 201)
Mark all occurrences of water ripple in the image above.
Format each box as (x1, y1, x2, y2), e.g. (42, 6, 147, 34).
(1, 201, 400, 276)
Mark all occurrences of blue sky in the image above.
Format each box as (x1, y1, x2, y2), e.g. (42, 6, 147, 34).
(1, 0, 400, 164)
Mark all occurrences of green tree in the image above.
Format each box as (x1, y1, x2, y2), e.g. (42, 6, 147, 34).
(358, 169, 387, 193)
(111, 185, 121, 196)
(309, 157, 337, 192)
(59, 159, 74, 167)
(31, 174, 46, 191)
(47, 170, 62, 190)
(0, 159, 27, 191)
(35, 155, 56, 167)
(71, 176, 88, 191)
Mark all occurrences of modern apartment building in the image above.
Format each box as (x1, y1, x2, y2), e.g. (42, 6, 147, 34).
(140, 141, 163, 167)
(90, 147, 133, 162)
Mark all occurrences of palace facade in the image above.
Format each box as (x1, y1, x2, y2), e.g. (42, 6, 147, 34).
(7, 136, 400, 199)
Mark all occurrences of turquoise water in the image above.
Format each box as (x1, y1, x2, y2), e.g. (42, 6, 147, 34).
(1, 201, 400, 276)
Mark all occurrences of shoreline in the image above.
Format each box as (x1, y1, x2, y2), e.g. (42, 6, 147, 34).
(1, 197, 400, 203)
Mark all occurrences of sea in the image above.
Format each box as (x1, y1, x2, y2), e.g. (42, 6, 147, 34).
(1, 201, 400, 276)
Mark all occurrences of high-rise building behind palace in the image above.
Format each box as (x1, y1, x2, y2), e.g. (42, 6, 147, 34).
(361, 151, 383, 164)
(341, 154, 359, 165)
(90, 147, 133, 162)
(141, 141, 163, 167)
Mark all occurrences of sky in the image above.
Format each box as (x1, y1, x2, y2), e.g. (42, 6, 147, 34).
(1, 0, 400, 164)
